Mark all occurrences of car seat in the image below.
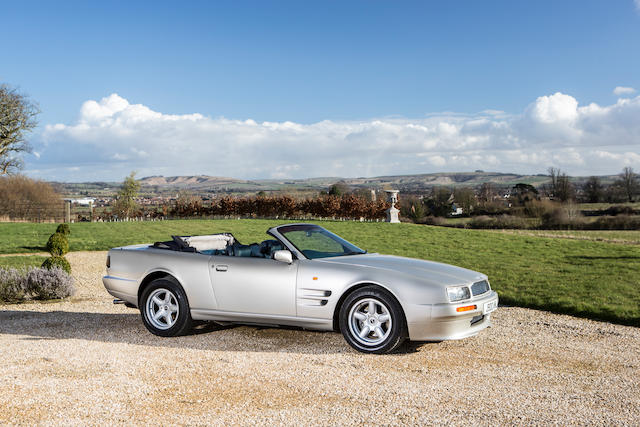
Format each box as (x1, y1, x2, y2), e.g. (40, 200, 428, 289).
(259, 240, 284, 258)
(229, 243, 261, 257)
(250, 243, 263, 258)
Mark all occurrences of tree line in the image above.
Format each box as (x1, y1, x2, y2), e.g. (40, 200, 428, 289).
(137, 193, 389, 221)
(546, 166, 638, 203)
(398, 166, 640, 222)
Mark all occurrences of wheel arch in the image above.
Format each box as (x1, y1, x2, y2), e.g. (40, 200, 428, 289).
(137, 270, 182, 307)
(332, 281, 407, 331)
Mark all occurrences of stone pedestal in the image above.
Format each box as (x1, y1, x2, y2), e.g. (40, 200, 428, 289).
(385, 190, 400, 223)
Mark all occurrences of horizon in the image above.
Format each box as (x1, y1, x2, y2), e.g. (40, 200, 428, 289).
(2, 1, 639, 181)
(47, 169, 624, 185)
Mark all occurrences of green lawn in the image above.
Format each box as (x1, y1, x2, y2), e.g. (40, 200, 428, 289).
(494, 229, 640, 245)
(0, 255, 48, 270)
(1, 220, 638, 326)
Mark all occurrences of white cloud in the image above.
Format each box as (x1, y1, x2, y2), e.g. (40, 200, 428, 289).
(30, 92, 640, 181)
(595, 150, 640, 165)
(427, 155, 446, 167)
(635, 0, 640, 11)
(613, 86, 636, 96)
(526, 92, 579, 124)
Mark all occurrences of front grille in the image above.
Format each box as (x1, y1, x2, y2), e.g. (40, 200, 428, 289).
(471, 280, 490, 296)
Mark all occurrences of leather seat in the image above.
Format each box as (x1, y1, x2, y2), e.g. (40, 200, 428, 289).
(259, 240, 284, 258)
(230, 244, 251, 257)
(250, 243, 262, 258)
(229, 243, 261, 257)
(228, 240, 284, 258)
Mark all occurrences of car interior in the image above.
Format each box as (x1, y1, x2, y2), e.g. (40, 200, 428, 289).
(153, 234, 285, 259)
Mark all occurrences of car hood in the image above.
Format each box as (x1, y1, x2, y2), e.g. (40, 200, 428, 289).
(317, 253, 486, 286)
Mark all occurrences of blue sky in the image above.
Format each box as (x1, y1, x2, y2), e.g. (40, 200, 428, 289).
(2, 0, 640, 181)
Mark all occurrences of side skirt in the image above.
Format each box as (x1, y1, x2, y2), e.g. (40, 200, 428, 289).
(190, 309, 333, 331)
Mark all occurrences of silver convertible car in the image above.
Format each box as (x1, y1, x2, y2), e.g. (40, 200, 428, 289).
(103, 223, 498, 354)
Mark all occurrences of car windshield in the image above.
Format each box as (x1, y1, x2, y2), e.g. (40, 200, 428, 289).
(278, 225, 367, 259)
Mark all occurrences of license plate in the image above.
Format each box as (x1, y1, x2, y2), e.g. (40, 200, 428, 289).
(483, 300, 498, 314)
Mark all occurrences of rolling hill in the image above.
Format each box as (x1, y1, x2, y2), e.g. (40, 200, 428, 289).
(55, 170, 620, 198)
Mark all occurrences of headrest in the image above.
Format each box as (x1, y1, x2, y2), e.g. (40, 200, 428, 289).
(260, 239, 284, 257)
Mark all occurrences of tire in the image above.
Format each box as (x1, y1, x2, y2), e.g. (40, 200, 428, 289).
(140, 278, 193, 337)
(339, 286, 407, 354)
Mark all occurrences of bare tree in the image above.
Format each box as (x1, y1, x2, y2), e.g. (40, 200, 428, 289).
(546, 167, 560, 198)
(617, 167, 639, 202)
(0, 84, 39, 175)
(555, 172, 575, 202)
(453, 187, 477, 214)
(583, 176, 603, 203)
(546, 167, 574, 201)
(478, 182, 495, 203)
(0, 175, 62, 220)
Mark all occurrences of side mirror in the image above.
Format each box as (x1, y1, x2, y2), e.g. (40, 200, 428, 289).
(273, 249, 293, 264)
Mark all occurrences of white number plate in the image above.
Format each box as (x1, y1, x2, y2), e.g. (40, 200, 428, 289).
(483, 300, 498, 314)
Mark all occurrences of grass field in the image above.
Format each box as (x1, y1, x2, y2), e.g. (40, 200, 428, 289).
(494, 229, 640, 245)
(1, 220, 638, 326)
(0, 255, 48, 270)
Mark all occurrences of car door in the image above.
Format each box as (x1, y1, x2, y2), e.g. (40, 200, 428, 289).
(209, 255, 298, 316)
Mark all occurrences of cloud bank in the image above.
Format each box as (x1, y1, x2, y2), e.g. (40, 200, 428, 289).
(32, 91, 640, 181)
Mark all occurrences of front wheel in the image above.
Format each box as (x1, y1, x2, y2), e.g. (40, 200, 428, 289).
(339, 286, 407, 354)
(140, 279, 192, 337)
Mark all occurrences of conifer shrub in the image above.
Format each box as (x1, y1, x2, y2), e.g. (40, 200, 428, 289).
(46, 232, 69, 256)
(56, 223, 71, 235)
(41, 256, 72, 274)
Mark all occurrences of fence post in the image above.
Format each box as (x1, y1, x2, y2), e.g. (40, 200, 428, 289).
(65, 200, 71, 223)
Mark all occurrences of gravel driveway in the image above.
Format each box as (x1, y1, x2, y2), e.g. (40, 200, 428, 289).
(1, 251, 638, 426)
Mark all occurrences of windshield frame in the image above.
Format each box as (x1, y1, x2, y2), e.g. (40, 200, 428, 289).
(274, 224, 367, 260)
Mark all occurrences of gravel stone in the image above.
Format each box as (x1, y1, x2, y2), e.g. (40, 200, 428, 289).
(0, 251, 638, 425)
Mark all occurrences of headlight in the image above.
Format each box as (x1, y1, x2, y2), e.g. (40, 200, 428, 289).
(447, 285, 471, 302)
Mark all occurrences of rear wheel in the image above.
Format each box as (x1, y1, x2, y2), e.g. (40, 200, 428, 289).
(339, 286, 407, 354)
(140, 279, 192, 337)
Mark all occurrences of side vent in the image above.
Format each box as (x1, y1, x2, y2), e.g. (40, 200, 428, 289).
(299, 288, 332, 307)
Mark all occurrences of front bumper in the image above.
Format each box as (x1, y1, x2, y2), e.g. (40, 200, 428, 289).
(406, 291, 498, 341)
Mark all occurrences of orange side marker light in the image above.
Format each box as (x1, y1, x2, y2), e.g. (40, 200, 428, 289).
(456, 305, 477, 312)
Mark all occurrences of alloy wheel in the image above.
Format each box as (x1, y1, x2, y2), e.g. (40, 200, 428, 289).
(348, 297, 393, 346)
(146, 288, 179, 330)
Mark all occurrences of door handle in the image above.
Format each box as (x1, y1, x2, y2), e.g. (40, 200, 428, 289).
(215, 265, 228, 272)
